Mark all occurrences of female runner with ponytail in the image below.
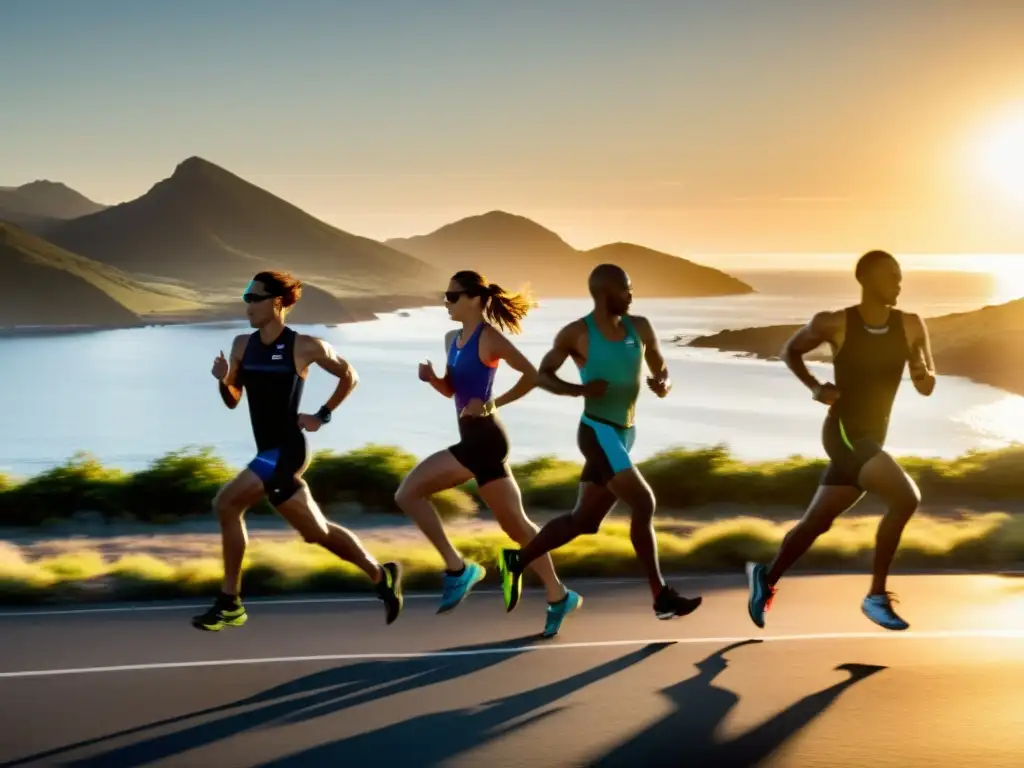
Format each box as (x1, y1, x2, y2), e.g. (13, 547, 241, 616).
(395, 270, 582, 637)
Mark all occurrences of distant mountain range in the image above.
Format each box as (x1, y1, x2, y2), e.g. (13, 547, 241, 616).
(686, 300, 1024, 397)
(37, 157, 444, 301)
(1, 157, 752, 330)
(0, 181, 106, 229)
(386, 211, 754, 298)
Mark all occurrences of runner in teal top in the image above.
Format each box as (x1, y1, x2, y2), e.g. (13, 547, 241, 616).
(578, 311, 644, 478)
(498, 264, 703, 621)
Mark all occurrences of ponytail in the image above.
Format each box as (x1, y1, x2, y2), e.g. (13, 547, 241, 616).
(483, 282, 534, 335)
(449, 270, 536, 335)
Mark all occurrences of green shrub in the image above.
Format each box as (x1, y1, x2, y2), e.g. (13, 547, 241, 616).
(3, 441, 1024, 527)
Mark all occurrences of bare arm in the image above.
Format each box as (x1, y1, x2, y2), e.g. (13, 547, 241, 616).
(428, 372, 455, 398)
(482, 328, 537, 409)
(905, 313, 936, 396)
(632, 315, 671, 396)
(302, 336, 359, 417)
(418, 332, 455, 398)
(781, 311, 842, 394)
(537, 321, 586, 397)
(425, 331, 456, 398)
(216, 334, 247, 409)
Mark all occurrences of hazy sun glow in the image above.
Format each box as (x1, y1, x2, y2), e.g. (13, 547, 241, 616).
(976, 104, 1024, 205)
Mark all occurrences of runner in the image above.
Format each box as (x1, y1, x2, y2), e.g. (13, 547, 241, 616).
(395, 270, 581, 638)
(745, 250, 936, 631)
(192, 270, 403, 631)
(496, 264, 703, 620)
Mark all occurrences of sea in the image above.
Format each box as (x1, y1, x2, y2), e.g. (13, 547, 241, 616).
(1, 269, 1022, 479)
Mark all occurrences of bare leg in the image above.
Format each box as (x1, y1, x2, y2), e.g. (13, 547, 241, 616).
(857, 452, 921, 595)
(606, 468, 662, 598)
(479, 476, 567, 603)
(394, 449, 474, 572)
(275, 482, 383, 582)
(212, 470, 267, 596)
(517, 482, 617, 567)
(766, 484, 865, 585)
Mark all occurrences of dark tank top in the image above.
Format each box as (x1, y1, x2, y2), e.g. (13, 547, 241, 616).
(238, 327, 305, 451)
(829, 306, 909, 443)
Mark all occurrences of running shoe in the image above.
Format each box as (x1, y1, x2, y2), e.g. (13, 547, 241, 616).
(438, 560, 485, 614)
(862, 592, 909, 631)
(746, 561, 777, 629)
(543, 589, 583, 638)
(376, 561, 404, 625)
(653, 585, 702, 619)
(192, 593, 247, 631)
(498, 548, 524, 612)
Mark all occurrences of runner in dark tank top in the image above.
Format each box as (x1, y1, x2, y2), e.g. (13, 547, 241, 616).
(745, 251, 937, 633)
(192, 270, 403, 632)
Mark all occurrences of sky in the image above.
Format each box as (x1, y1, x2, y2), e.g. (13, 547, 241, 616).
(2, 0, 1023, 268)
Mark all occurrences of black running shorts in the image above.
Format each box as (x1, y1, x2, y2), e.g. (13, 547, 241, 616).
(448, 413, 511, 488)
(246, 431, 309, 506)
(820, 413, 884, 489)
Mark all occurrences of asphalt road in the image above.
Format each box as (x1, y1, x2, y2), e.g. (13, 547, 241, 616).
(0, 573, 1021, 767)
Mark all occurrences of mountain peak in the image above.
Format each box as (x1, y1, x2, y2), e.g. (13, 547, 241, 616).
(170, 156, 231, 180)
(433, 210, 569, 246)
(0, 179, 106, 221)
(17, 180, 74, 193)
(47, 157, 443, 296)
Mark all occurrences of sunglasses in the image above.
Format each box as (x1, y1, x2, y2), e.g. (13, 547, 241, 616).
(242, 292, 275, 304)
(442, 288, 481, 303)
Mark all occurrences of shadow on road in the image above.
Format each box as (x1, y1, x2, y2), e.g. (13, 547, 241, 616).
(255, 639, 885, 767)
(255, 641, 675, 765)
(9, 637, 887, 768)
(594, 641, 886, 767)
(7, 636, 541, 768)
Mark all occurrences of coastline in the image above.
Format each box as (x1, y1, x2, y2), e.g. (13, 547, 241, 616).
(0, 286, 757, 338)
(684, 327, 1024, 397)
(0, 293, 440, 338)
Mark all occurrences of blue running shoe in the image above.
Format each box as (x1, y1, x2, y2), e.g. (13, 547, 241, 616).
(862, 592, 909, 631)
(438, 561, 485, 614)
(542, 589, 582, 638)
(746, 561, 777, 629)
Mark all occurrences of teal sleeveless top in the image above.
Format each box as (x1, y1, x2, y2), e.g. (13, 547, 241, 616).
(579, 313, 644, 428)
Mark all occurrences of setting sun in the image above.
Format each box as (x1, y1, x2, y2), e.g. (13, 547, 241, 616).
(976, 103, 1024, 205)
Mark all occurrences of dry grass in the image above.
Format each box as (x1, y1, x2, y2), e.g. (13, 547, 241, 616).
(1, 511, 1019, 605)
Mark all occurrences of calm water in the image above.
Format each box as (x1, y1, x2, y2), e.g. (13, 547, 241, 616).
(1, 269, 1022, 478)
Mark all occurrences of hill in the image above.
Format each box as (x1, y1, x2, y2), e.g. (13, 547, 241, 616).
(0, 223, 200, 328)
(386, 211, 753, 298)
(0, 181, 106, 227)
(583, 242, 753, 297)
(44, 157, 445, 301)
(686, 299, 1024, 396)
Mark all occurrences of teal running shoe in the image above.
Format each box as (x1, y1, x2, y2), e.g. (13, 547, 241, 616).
(746, 561, 776, 629)
(438, 561, 485, 614)
(542, 589, 582, 638)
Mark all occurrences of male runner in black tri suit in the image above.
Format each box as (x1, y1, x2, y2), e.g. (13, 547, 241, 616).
(192, 270, 403, 631)
(746, 250, 936, 631)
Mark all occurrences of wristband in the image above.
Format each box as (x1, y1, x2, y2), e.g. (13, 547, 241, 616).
(315, 405, 332, 424)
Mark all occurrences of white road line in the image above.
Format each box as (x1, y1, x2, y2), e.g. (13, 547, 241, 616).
(0, 577, 706, 618)
(0, 628, 1020, 680)
(0, 570, 1016, 619)
(0, 595, 434, 618)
